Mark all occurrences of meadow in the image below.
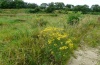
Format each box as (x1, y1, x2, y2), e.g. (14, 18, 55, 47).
(0, 9, 100, 65)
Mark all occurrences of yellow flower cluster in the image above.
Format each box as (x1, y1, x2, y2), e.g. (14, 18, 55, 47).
(41, 27, 63, 32)
(54, 44, 57, 46)
(69, 43, 73, 48)
(38, 27, 74, 64)
(59, 46, 68, 50)
(39, 27, 74, 54)
(66, 39, 72, 44)
(48, 39, 54, 44)
(66, 39, 73, 48)
(56, 32, 68, 40)
(40, 27, 68, 41)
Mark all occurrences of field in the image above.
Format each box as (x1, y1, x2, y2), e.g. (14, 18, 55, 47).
(0, 9, 100, 65)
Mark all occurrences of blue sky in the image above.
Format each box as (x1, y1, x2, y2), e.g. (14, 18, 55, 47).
(24, 0, 100, 6)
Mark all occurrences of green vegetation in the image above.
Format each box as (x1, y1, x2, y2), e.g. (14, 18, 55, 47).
(0, 0, 100, 14)
(0, 9, 100, 65)
(67, 12, 82, 25)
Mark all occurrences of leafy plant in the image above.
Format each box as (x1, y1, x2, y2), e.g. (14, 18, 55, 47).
(29, 7, 41, 13)
(38, 27, 74, 65)
(33, 18, 48, 27)
(67, 12, 82, 25)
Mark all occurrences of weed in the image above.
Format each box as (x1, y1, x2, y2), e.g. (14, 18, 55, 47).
(38, 27, 74, 65)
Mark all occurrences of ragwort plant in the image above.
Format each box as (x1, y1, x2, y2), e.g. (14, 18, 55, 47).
(38, 27, 74, 65)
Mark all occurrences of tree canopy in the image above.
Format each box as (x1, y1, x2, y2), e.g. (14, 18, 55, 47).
(0, 0, 100, 13)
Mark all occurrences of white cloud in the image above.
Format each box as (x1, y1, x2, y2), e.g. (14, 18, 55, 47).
(23, 0, 100, 6)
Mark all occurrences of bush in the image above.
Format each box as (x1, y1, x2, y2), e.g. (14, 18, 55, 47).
(45, 7, 55, 13)
(54, 10, 67, 14)
(38, 27, 74, 65)
(49, 14, 58, 17)
(67, 12, 82, 25)
(33, 18, 48, 27)
(29, 7, 41, 13)
(89, 12, 100, 15)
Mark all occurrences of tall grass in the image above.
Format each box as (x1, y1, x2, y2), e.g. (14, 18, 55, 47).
(0, 11, 100, 65)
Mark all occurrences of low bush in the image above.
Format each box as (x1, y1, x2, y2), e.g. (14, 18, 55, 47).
(90, 12, 100, 15)
(29, 7, 41, 13)
(38, 27, 74, 65)
(54, 10, 66, 14)
(45, 7, 55, 13)
(33, 18, 48, 27)
(67, 12, 82, 25)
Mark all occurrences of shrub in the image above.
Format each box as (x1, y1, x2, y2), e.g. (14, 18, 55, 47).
(45, 7, 55, 13)
(33, 18, 48, 27)
(49, 14, 58, 17)
(38, 27, 74, 65)
(54, 10, 67, 14)
(89, 12, 100, 15)
(29, 7, 41, 13)
(67, 12, 82, 25)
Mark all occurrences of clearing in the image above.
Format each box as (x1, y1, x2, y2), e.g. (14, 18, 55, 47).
(67, 46, 100, 65)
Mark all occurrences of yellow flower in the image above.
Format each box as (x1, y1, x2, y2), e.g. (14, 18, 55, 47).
(57, 37, 60, 40)
(54, 44, 57, 46)
(69, 43, 73, 48)
(48, 40, 52, 44)
(51, 51, 54, 54)
(59, 46, 68, 50)
(66, 39, 72, 44)
(61, 42, 63, 45)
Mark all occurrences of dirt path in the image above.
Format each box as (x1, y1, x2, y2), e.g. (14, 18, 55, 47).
(67, 46, 100, 65)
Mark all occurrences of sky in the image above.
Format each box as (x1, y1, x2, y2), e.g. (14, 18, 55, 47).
(23, 0, 100, 7)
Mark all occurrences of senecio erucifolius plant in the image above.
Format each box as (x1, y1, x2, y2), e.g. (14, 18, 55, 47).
(38, 27, 74, 65)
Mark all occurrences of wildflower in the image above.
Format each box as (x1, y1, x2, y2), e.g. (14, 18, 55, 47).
(61, 42, 63, 45)
(59, 46, 68, 50)
(51, 51, 54, 54)
(54, 44, 57, 46)
(48, 40, 52, 44)
(69, 43, 73, 48)
(66, 39, 72, 44)
(57, 37, 60, 40)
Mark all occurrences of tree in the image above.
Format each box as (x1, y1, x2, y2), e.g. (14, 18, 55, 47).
(14, 0, 23, 1)
(55, 2, 65, 10)
(45, 2, 55, 13)
(0, 1, 11, 8)
(0, 0, 13, 8)
(29, 7, 41, 13)
(14, 0, 25, 8)
(0, 0, 26, 9)
(27, 3, 38, 9)
(0, 0, 13, 2)
(7, 1, 16, 8)
(65, 4, 74, 11)
(91, 4, 100, 12)
(82, 5, 90, 13)
(40, 3, 48, 9)
(73, 5, 90, 14)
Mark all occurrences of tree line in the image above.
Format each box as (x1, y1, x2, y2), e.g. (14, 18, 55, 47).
(0, 0, 100, 14)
